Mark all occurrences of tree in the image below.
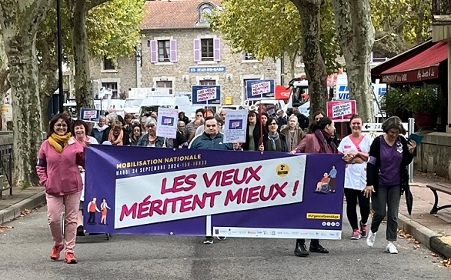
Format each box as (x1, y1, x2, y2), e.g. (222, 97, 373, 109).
(0, 32, 10, 103)
(210, 0, 340, 116)
(0, 0, 54, 188)
(290, 0, 330, 116)
(371, 0, 431, 57)
(332, 0, 374, 122)
(65, 0, 144, 115)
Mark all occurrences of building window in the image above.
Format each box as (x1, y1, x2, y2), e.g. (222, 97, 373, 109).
(158, 40, 170, 62)
(201, 39, 214, 61)
(102, 82, 118, 98)
(155, 81, 173, 95)
(103, 57, 116, 70)
(193, 38, 221, 62)
(200, 79, 216, 86)
(150, 39, 177, 63)
(243, 52, 257, 61)
(199, 5, 212, 24)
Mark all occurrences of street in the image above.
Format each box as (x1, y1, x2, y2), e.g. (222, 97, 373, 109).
(0, 206, 449, 280)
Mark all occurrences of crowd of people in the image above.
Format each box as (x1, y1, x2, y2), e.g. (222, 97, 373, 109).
(36, 106, 417, 264)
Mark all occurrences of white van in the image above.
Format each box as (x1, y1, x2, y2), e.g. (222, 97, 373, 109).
(139, 95, 191, 118)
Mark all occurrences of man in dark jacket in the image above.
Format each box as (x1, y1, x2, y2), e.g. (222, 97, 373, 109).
(189, 116, 238, 244)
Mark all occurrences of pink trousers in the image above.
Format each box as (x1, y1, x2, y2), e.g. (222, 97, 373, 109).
(46, 191, 81, 253)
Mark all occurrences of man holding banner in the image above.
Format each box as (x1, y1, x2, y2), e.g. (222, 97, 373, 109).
(190, 116, 238, 244)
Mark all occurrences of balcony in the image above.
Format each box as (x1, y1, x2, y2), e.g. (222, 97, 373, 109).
(433, 0, 451, 24)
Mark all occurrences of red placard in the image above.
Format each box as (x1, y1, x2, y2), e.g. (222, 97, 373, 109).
(326, 100, 357, 122)
(274, 85, 291, 100)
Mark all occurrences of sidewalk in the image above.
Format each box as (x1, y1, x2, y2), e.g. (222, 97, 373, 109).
(1, 173, 451, 258)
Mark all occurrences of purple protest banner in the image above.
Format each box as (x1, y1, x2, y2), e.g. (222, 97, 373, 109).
(84, 146, 345, 239)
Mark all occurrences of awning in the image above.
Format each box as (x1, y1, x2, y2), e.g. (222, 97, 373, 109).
(380, 42, 448, 84)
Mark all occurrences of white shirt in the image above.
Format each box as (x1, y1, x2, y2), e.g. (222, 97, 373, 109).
(338, 135, 372, 190)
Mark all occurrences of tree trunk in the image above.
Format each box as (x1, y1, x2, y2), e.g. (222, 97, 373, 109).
(0, 1, 53, 188)
(291, 0, 328, 118)
(332, 0, 375, 122)
(71, 1, 92, 115)
(67, 0, 110, 116)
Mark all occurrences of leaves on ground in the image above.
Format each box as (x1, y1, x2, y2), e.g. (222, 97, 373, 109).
(0, 225, 14, 233)
(19, 208, 32, 217)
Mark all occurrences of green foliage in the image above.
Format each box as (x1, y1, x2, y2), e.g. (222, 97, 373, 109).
(209, 0, 341, 74)
(402, 84, 441, 114)
(380, 87, 407, 116)
(371, 0, 431, 54)
(381, 84, 441, 116)
(87, 0, 145, 59)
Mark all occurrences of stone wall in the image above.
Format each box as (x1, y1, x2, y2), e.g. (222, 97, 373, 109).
(415, 132, 451, 179)
(89, 27, 304, 105)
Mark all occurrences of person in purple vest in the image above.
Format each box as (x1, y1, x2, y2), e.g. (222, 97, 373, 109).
(364, 116, 416, 254)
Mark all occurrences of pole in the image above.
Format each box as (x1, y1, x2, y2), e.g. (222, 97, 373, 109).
(57, 0, 64, 113)
(408, 117, 415, 183)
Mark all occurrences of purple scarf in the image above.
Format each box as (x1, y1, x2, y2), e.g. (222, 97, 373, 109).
(314, 129, 338, 154)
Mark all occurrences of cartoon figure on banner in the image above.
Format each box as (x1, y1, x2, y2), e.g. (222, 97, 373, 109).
(316, 173, 330, 193)
(100, 198, 111, 225)
(329, 165, 337, 193)
(87, 197, 101, 225)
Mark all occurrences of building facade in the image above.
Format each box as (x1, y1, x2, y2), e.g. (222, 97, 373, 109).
(90, 0, 303, 105)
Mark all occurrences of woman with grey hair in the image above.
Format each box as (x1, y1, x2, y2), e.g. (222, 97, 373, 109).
(364, 116, 416, 254)
(282, 114, 305, 152)
(90, 116, 108, 143)
(136, 118, 171, 148)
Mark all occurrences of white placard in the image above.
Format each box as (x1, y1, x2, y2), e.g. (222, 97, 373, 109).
(223, 109, 248, 143)
(156, 107, 178, 139)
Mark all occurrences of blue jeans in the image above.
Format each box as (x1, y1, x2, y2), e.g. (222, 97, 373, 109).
(370, 185, 401, 241)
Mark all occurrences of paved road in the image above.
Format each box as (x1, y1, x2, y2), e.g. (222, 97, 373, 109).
(0, 207, 449, 280)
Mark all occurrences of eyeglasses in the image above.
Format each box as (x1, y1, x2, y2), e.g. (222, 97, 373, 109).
(269, 122, 278, 125)
(146, 124, 156, 128)
(55, 124, 67, 128)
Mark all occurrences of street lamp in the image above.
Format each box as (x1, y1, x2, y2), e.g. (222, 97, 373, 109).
(57, 0, 64, 113)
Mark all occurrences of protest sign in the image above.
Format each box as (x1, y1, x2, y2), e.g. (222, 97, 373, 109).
(245, 80, 275, 100)
(223, 109, 247, 143)
(326, 100, 357, 122)
(79, 108, 100, 123)
(192, 85, 221, 105)
(84, 146, 345, 239)
(156, 107, 178, 139)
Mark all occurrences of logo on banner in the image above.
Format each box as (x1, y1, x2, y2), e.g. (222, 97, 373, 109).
(251, 81, 271, 96)
(197, 87, 217, 102)
(161, 116, 174, 126)
(332, 103, 352, 118)
(276, 164, 289, 177)
(228, 119, 243, 129)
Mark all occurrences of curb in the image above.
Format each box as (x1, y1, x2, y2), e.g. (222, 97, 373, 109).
(398, 213, 451, 258)
(0, 191, 46, 225)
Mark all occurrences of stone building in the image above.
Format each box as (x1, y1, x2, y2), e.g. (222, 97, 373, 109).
(89, 0, 299, 105)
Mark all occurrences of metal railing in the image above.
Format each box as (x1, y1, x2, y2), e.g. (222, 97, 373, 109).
(0, 143, 13, 199)
(433, 0, 451, 22)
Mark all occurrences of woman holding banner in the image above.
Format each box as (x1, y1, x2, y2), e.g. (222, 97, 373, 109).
(292, 116, 337, 257)
(337, 114, 372, 240)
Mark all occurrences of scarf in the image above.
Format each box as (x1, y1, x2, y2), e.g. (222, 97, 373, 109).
(108, 129, 124, 145)
(49, 132, 71, 153)
(268, 132, 280, 151)
(314, 129, 338, 154)
(93, 123, 108, 132)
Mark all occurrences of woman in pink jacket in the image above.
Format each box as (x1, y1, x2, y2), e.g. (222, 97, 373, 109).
(36, 113, 85, 264)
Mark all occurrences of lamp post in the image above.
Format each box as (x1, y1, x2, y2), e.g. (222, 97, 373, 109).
(57, 0, 64, 113)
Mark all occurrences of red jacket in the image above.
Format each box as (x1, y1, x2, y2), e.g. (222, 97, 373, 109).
(36, 138, 84, 196)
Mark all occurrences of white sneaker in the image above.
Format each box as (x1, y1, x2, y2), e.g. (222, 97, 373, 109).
(366, 231, 376, 247)
(386, 242, 398, 254)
